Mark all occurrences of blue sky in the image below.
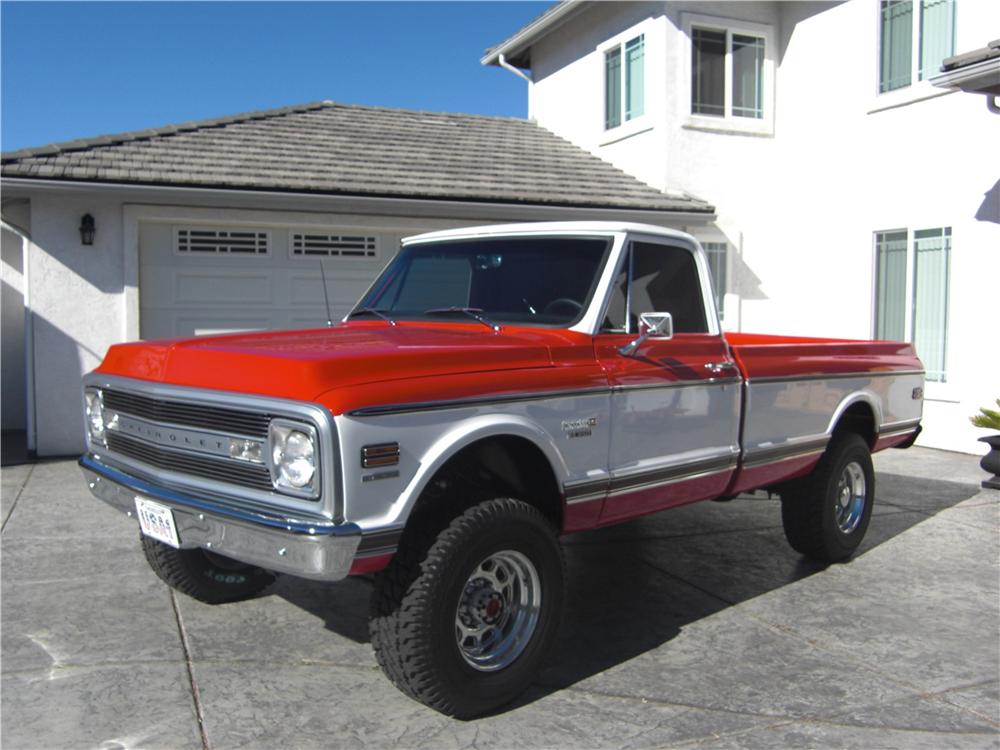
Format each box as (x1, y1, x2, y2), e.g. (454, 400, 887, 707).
(1, 1, 552, 152)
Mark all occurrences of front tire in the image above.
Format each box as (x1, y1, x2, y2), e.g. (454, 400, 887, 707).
(369, 497, 564, 718)
(780, 432, 875, 563)
(140, 535, 276, 604)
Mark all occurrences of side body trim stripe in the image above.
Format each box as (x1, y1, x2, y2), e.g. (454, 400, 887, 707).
(563, 454, 738, 504)
(746, 369, 924, 385)
(742, 437, 830, 468)
(347, 369, 923, 418)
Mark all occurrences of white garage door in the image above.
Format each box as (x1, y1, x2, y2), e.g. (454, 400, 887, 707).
(139, 222, 394, 339)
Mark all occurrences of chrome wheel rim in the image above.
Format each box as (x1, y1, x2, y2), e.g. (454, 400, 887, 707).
(835, 461, 867, 534)
(455, 549, 541, 672)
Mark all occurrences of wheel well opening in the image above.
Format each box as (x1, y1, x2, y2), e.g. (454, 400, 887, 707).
(422, 436, 563, 531)
(834, 402, 876, 449)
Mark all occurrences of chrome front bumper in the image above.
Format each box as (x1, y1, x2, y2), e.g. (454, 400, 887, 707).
(80, 455, 362, 581)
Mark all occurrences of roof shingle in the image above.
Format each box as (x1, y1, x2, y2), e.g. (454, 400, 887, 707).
(1, 100, 712, 213)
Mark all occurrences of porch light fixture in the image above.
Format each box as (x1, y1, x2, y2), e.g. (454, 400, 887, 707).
(79, 214, 95, 245)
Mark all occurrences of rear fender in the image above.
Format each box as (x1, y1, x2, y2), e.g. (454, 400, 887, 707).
(826, 391, 883, 444)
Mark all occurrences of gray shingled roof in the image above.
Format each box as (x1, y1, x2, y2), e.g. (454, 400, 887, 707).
(941, 39, 1000, 72)
(0, 100, 712, 213)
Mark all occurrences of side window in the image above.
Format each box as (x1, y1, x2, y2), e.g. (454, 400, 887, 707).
(601, 242, 709, 334)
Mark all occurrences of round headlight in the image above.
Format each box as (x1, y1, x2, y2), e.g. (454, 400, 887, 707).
(275, 429, 315, 488)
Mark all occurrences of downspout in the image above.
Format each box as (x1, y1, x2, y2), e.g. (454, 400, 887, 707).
(497, 53, 534, 120)
(0, 218, 36, 453)
(988, 95, 1000, 115)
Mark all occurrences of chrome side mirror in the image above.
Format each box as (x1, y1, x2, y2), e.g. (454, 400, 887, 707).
(619, 312, 673, 356)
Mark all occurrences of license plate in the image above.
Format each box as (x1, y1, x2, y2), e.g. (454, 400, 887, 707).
(135, 497, 180, 548)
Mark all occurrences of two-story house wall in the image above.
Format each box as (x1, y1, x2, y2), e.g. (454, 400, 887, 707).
(485, 0, 1000, 454)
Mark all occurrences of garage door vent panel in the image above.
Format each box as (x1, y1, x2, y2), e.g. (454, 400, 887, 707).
(291, 232, 377, 258)
(176, 228, 269, 255)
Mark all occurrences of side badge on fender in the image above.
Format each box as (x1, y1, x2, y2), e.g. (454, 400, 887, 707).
(562, 417, 598, 439)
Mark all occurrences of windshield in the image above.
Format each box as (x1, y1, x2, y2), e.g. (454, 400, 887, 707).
(353, 237, 611, 327)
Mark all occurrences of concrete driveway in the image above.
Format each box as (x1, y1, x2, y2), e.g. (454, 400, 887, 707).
(2, 447, 997, 749)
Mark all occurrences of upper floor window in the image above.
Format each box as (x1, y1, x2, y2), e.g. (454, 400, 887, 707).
(879, 0, 956, 93)
(874, 227, 951, 382)
(604, 35, 644, 130)
(692, 27, 764, 119)
(681, 14, 774, 135)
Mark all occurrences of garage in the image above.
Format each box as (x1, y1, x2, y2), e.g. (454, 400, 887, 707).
(2, 100, 712, 455)
(138, 220, 396, 339)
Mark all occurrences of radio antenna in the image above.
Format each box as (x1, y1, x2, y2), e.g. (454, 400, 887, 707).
(319, 261, 333, 327)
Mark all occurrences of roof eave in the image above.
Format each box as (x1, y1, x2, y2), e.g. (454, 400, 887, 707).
(481, 1, 585, 69)
(930, 56, 1000, 95)
(0, 175, 715, 220)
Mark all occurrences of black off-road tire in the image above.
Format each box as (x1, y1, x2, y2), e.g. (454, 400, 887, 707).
(369, 497, 565, 719)
(780, 432, 875, 563)
(140, 535, 276, 604)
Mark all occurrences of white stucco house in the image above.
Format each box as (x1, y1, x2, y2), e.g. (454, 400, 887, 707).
(1, 102, 715, 456)
(482, 0, 1000, 455)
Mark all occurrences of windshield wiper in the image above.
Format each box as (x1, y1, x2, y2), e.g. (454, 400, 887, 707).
(423, 307, 502, 332)
(348, 307, 397, 326)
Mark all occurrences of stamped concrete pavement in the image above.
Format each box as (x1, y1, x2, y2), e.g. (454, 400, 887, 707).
(1, 447, 997, 749)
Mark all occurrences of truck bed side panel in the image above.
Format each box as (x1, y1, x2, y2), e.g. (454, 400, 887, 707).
(725, 333, 924, 494)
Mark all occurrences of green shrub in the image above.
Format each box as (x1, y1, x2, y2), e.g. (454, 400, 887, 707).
(970, 399, 1000, 431)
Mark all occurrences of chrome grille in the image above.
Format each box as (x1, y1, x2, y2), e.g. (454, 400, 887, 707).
(106, 433, 274, 492)
(103, 389, 271, 438)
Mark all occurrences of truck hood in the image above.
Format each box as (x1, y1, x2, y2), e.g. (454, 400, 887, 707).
(95, 322, 589, 402)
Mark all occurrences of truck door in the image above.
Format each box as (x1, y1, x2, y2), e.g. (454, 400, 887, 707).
(594, 239, 741, 523)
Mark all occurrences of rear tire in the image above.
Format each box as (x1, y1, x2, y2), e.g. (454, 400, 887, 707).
(369, 497, 564, 719)
(780, 432, 875, 563)
(140, 535, 275, 604)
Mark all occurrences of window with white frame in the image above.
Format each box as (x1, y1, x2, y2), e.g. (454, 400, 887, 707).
(879, 0, 956, 93)
(702, 241, 728, 316)
(874, 227, 951, 382)
(691, 25, 765, 119)
(604, 34, 644, 130)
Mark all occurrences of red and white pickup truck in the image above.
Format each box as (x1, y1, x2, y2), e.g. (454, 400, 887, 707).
(81, 222, 923, 717)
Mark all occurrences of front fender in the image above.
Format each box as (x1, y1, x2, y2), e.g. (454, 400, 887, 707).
(334, 411, 577, 531)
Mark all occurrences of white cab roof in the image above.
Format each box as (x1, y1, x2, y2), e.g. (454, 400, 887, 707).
(403, 221, 696, 245)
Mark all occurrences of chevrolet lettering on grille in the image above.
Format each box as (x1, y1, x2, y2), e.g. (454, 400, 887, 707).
(109, 412, 259, 460)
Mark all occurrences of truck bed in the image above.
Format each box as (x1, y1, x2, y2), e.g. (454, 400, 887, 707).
(724, 332, 924, 494)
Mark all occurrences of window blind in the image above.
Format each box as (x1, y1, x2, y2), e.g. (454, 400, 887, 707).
(880, 0, 913, 93)
(625, 35, 645, 121)
(875, 231, 907, 341)
(732, 35, 764, 118)
(913, 228, 950, 382)
(703, 242, 728, 315)
(919, 0, 955, 80)
(605, 47, 622, 129)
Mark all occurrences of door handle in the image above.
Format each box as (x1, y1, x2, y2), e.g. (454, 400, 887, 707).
(705, 361, 736, 375)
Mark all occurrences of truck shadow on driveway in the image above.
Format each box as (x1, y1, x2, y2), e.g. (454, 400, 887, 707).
(271, 471, 979, 712)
